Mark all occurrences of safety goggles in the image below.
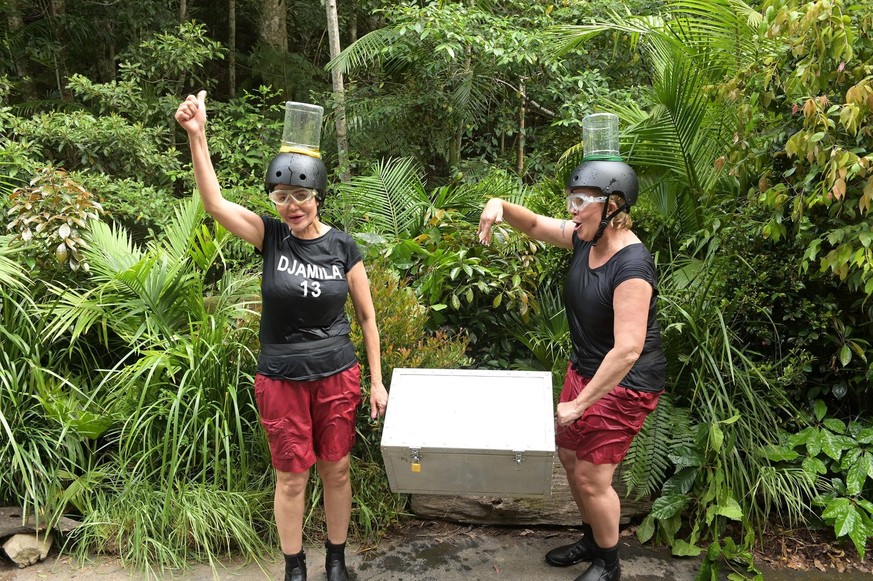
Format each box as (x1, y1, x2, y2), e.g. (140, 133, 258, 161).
(566, 193, 607, 213)
(268, 188, 317, 206)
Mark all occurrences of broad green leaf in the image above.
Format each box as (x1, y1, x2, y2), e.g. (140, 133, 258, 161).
(838, 345, 851, 366)
(856, 499, 873, 515)
(846, 455, 868, 496)
(662, 467, 697, 495)
(671, 539, 703, 557)
(806, 430, 823, 456)
(709, 422, 724, 453)
(669, 446, 705, 468)
(719, 414, 741, 425)
(848, 517, 867, 560)
(650, 494, 690, 519)
(713, 497, 744, 521)
(802, 456, 827, 479)
(822, 497, 856, 537)
(820, 429, 846, 461)
(787, 427, 815, 448)
(813, 400, 827, 422)
(636, 515, 655, 543)
(69, 412, 113, 439)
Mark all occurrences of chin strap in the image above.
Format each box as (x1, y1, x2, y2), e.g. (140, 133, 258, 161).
(591, 200, 630, 246)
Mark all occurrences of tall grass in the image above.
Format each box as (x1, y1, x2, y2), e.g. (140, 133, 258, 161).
(0, 237, 105, 528)
(39, 199, 276, 572)
(658, 250, 816, 528)
(69, 478, 274, 577)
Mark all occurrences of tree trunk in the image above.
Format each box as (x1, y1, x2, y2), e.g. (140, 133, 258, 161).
(229, 0, 237, 94)
(517, 78, 526, 177)
(260, 0, 288, 52)
(325, 0, 350, 181)
(102, 20, 116, 82)
(178, 0, 187, 22)
(349, 0, 358, 44)
(5, 0, 34, 98)
(50, 0, 68, 98)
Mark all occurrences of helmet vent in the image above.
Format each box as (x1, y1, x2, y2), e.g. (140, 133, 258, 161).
(275, 171, 282, 177)
(299, 173, 307, 180)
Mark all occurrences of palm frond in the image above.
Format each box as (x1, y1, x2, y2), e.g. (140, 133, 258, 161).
(607, 52, 731, 232)
(337, 157, 429, 239)
(505, 284, 571, 373)
(84, 220, 143, 281)
(147, 196, 204, 263)
(0, 237, 28, 290)
(449, 72, 491, 121)
(430, 170, 527, 223)
(343, 92, 410, 135)
(667, 0, 765, 75)
(543, 19, 651, 62)
(326, 28, 401, 75)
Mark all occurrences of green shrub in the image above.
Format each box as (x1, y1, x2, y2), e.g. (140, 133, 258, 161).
(6, 167, 104, 274)
(339, 257, 471, 542)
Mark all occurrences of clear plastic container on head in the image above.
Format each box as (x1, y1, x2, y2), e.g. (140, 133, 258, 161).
(280, 101, 323, 159)
(582, 113, 622, 161)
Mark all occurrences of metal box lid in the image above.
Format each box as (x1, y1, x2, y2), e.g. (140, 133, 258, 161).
(381, 368, 555, 453)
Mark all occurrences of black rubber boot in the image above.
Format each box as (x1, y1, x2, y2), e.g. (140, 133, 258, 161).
(325, 540, 349, 581)
(573, 543, 620, 581)
(284, 550, 306, 581)
(545, 523, 597, 567)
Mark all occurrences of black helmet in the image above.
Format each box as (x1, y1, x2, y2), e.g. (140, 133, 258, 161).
(565, 160, 639, 207)
(264, 152, 328, 193)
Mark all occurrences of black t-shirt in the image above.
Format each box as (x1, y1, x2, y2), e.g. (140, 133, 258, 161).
(255, 217, 363, 380)
(564, 236, 666, 392)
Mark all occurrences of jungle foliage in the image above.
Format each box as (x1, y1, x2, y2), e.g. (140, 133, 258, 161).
(2, 0, 873, 578)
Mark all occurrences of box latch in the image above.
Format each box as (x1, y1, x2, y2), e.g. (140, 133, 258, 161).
(409, 448, 421, 473)
(513, 451, 525, 465)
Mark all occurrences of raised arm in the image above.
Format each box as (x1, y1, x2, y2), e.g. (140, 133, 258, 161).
(478, 198, 574, 249)
(175, 91, 265, 250)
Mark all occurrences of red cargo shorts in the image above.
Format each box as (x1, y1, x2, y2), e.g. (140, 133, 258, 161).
(254, 364, 361, 473)
(555, 363, 662, 465)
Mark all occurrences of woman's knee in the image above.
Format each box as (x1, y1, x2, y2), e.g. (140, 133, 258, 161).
(275, 469, 309, 498)
(317, 456, 351, 488)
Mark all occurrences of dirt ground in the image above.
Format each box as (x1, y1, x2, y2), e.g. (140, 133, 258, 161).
(752, 524, 872, 575)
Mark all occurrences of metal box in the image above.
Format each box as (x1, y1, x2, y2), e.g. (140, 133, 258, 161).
(381, 368, 555, 497)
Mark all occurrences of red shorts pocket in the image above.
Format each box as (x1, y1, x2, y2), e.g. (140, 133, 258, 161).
(260, 417, 296, 461)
